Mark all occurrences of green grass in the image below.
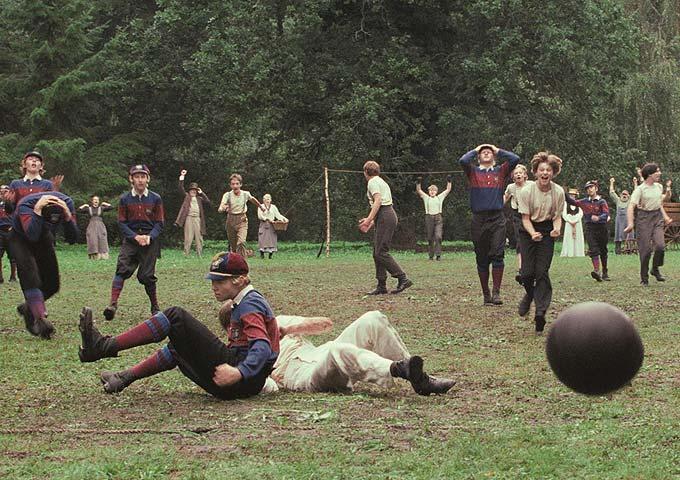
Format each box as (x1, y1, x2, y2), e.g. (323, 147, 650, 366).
(1, 243, 679, 479)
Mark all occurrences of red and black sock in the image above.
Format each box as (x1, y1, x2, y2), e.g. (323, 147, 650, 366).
(115, 311, 171, 351)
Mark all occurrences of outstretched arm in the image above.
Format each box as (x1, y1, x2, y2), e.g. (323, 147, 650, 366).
(279, 317, 333, 337)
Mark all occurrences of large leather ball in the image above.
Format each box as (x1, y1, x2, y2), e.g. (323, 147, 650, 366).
(546, 302, 644, 395)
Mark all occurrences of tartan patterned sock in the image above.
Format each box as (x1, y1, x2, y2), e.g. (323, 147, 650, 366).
(491, 266, 504, 292)
(592, 256, 600, 272)
(115, 311, 171, 351)
(110, 275, 125, 305)
(129, 346, 177, 379)
(24, 288, 46, 320)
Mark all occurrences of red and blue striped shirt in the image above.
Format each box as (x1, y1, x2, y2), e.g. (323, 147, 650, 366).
(459, 149, 520, 213)
(13, 191, 78, 243)
(117, 189, 165, 240)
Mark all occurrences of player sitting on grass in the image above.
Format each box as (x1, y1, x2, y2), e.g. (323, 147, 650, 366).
(79, 252, 279, 399)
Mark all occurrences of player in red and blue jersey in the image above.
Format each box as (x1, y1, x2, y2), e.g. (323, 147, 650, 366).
(0, 184, 18, 283)
(566, 180, 611, 281)
(6, 151, 60, 206)
(459, 144, 520, 306)
(78, 252, 280, 399)
(10, 191, 78, 339)
(103, 164, 165, 321)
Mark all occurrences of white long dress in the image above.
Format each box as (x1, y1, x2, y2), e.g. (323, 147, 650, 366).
(561, 204, 585, 257)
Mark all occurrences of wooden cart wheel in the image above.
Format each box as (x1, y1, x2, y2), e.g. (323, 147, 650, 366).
(664, 224, 680, 249)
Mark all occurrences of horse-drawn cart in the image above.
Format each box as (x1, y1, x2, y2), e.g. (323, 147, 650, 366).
(664, 202, 680, 249)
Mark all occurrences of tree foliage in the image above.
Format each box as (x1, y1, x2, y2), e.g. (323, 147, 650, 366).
(0, 0, 676, 241)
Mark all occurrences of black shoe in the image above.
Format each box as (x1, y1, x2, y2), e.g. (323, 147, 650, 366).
(518, 294, 532, 317)
(650, 270, 666, 282)
(534, 315, 546, 333)
(391, 356, 454, 396)
(640, 280, 649, 286)
(591, 271, 602, 282)
(79, 307, 117, 362)
(0, 277, 3, 284)
(483, 294, 494, 306)
(491, 290, 503, 305)
(391, 278, 413, 294)
(435, 256, 441, 261)
(103, 304, 117, 321)
(35, 316, 55, 340)
(366, 285, 388, 295)
(421, 376, 456, 395)
(9, 276, 16, 282)
(100, 370, 135, 394)
(18, 303, 40, 336)
(601, 271, 611, 281)
(515, 273, 522, 285)
(428, 256, 434, 261)
(260, 252, 264, 259)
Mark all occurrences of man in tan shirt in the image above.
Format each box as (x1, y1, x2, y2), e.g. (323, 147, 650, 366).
(625, 163, 673, 285)
(218, 173, 265, 257)
(516, 152, 565, 333)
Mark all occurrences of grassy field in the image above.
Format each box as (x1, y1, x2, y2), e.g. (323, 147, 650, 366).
(1, 242, 678, 479)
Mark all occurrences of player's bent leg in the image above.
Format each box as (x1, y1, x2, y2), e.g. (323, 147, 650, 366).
(334, 311, 410, 360)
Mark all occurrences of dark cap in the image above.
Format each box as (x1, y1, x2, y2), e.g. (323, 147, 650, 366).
(584, 180, 599, 189)
(205, 252, 249, 281)
(478, 144, 494, 154)
(129, 164, 151, 176)
(23, 151, 44, 162)
(188, 182, 199, 191)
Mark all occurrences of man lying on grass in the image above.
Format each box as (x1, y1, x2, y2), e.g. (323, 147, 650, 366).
(257, 310, 455, 396)
(78, 252, 279, 399)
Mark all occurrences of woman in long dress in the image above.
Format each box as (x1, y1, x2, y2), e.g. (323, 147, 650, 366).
(78, 195, 112, 259)
(609, 177, 633, 254)
(561, 188, 585, 257)
(257, 194, 288, 259)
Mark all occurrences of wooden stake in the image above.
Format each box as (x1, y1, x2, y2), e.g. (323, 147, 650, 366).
(324, 166, 331, 257)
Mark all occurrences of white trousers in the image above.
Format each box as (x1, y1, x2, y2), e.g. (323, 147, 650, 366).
(265, 311, 410, 393)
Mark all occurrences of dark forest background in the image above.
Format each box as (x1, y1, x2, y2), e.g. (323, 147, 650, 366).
(1, 0, 679, 245)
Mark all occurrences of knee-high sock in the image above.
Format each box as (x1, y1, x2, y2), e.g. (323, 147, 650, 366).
(144, 283, 159, 308)
(110, 275, 124, 305)
(591, 256, 600, 272)
(601, 256, 608, 272)
(129, 346, 177, 379)
(115, 311, 171, 351)
(492, 266, 504, 292)
(478, 269, 490, 296)
(24, 288, 46, 320)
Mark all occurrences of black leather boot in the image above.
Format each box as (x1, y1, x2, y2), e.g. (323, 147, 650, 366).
(100, 370, 136, 393)
(391, 276, 413, 294)
(79, 307, 118, 362)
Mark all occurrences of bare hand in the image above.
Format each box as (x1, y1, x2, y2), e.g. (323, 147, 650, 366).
(591, 215, 599, 222)
(666, 179, 672, 188)
(609, 177, 615, 184)
(50, 175, 64, 191)
(50, 197, 71, 221)
(213, 363, 242, 387)
(181, 169, 187, 176)
(218, 300, 233, 330)
(624, 225, 634, 234)
(664, 216, 673, 226)
(134, 235, 149, 246)
(549, 229, 560, 238)
(531, 231, 543, 241)
(633, 177, 638, 186)
(358, 218, 374, 233)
